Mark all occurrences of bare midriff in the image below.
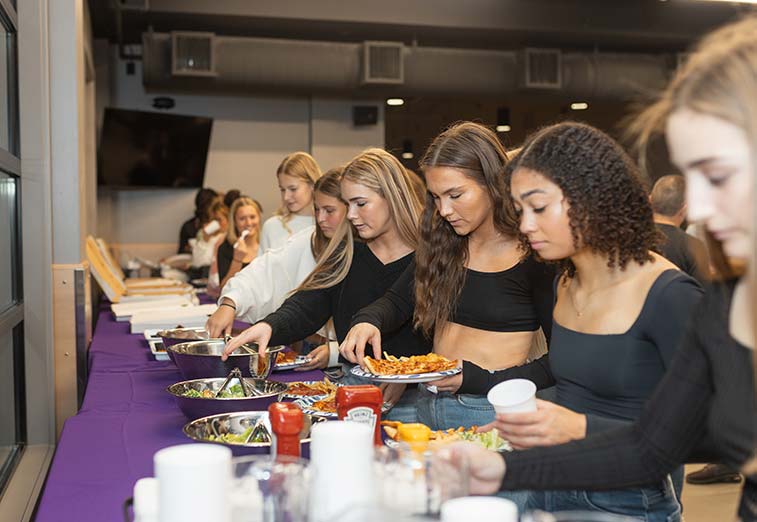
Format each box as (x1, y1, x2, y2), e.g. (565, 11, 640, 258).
(433, 321, 535, 371)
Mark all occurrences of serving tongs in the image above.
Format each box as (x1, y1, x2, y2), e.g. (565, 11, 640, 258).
(244, 416, 271, 444)
(214, 367, 260, 398)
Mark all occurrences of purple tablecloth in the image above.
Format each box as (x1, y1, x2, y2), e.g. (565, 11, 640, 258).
(35, 303, 323, 522)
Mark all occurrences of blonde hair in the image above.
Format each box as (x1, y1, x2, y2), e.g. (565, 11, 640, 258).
(297, 148, 424, 292)
(227, 196, 261, 245)
(629, 15, 757, 472)
(275, 152, 322, 224)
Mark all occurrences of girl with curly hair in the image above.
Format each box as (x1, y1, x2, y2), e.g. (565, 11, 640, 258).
(340, 122, 555, 434)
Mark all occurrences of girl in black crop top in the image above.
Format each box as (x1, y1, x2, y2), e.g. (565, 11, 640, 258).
(445, 18, 757, 520)
(341, 123, 554, 445)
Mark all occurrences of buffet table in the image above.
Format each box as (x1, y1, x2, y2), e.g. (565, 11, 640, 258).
(35, 301, 322, 522)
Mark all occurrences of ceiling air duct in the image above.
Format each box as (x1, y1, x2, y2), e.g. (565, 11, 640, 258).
(362, 41, 405, 85)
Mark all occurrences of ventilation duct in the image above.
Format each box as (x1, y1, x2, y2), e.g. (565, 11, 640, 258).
(142, 32, 671, 100)
(522, 48, 562, 89)
(362, 41, 404, 85)
(171, 31, 217, 77)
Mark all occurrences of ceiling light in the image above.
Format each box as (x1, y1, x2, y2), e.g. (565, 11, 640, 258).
(401, 152, 414, 159)
(386, 98, 405, 106)
(570, 102, 589, 110)
(496, 125, 512, 133)
(401, 139, 413, 160)
(496, 107, 511, 133)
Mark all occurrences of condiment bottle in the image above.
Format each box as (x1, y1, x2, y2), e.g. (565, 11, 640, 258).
(268, 402, 304, 458)
(336, 385, 383, 446)
(397, 423, 432, 453)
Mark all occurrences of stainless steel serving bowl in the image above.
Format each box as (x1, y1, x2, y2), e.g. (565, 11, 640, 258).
(167, 340, 285, 380)
(156, 327, 246, 363)
(183, 411, 326, 456)
(167, 377, 289, 419)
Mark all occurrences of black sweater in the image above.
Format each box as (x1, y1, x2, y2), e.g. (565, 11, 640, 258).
(262, 242, 431, 358)
(499, 280, 757, 521)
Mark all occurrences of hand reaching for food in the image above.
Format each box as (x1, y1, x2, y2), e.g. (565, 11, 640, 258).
(339, 322, 382, 366)
(221, 322, 272, 361)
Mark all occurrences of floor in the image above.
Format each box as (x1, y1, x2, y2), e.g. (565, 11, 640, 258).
(681, 464, 741, 522)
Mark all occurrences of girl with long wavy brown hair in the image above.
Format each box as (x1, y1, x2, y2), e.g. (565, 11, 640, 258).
(341, 122, 554, 436)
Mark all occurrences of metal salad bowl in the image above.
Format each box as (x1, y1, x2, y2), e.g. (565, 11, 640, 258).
(156, 327, 245, 363)
(167, 340, 285, 380)
(167, 376, 289, 419)
(183, 411, 326, 456)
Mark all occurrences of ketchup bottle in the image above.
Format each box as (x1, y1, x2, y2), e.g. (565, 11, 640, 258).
(336, 385, 383, 446)
(268, 402, 304, 458)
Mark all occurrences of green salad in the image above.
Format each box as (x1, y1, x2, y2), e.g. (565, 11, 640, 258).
(458, 429, 511, 451)
(207, 426, 269, 444)
(181, 383, 246, 399)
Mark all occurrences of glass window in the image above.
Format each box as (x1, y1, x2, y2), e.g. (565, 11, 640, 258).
(0, 22, 8, 151)
(0, 172, 16, 312)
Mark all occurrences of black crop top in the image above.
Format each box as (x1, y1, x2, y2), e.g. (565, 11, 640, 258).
(351, 255, 554, 338)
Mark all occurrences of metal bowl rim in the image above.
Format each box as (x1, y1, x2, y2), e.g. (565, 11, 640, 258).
(167, 340, 286, 357)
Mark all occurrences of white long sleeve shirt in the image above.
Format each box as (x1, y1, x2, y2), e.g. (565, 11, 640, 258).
(258, 214, 314, 255)
(221, 225, 318, 324)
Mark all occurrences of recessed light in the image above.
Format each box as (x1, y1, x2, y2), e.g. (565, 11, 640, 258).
(387, 98, 405, 106)
(496, 125, 512, 133)
(401, 152, 414, 159)
(570, 102, 589, 111)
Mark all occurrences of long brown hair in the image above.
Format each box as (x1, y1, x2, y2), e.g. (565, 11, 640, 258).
(413, 122, 521, 337)
(310, 167, 345, 259)
(628, 17, 757, 281)
(297, 148, 423, 292)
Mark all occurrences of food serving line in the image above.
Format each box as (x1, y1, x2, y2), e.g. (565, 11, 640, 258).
(34, 299, 323, 522)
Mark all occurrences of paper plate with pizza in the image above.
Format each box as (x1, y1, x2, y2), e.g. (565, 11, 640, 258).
(350, 353, 461, 383)
(279, 380, 339, 400)
(273, 350, 310, 371)
(294, 393, 393, 418)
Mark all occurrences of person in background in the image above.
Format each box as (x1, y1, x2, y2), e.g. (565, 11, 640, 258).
(223, 189, 241, 209)
(205, 167, 348, 355)
(651, 174, 711, 283)
(259, 152, 322, 254)
(205, 197, 262, 298)
(447, 16, 757, 522)
(223, 149, 431, 419)
(190, 197, 228, 277)
(178, 187, 216, 253)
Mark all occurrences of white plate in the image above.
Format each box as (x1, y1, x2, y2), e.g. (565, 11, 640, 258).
(294, 396, 337, 418)
(143, 329, 162, 341)
(350, 365, 461, 384)
(274, 354, 310, 372)
(148, 339, 170, 361)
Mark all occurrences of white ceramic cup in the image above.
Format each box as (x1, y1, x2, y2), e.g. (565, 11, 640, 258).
(441, 496, 518, 522)
(487, 378, 537, 414)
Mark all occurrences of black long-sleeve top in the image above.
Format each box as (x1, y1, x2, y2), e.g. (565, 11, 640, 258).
(351, 255, 555, 342)
(461, 270, 703, 435)
(262, 242, 432, 357)
(498, 279, 757, 521)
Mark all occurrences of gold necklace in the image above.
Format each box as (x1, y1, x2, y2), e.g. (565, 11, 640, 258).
(566, 275, 631, 317)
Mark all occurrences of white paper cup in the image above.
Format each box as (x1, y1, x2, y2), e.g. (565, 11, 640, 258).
(441, 496, 518, 522)
(487, 379, 537, 414)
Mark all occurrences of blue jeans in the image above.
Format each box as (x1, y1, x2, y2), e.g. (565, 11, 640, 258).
(415, 384, 495, 430)
(335, 363, 419, 424)
(525, 477, 681, 522)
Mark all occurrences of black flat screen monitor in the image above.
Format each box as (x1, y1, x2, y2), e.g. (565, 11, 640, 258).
(98, 108, 213, 189)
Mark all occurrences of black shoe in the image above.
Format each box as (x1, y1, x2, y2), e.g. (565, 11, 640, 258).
(685, 464, 742, 485)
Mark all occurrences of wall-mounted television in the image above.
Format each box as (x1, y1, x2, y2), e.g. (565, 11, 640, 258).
(98, 108, 213, 189)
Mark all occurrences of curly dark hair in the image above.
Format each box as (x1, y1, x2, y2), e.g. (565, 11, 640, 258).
(505, 121, 660, 278)
(414, 121, 523, 337)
